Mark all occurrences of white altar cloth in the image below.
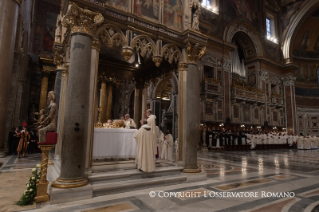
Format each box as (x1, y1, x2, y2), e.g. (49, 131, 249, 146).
(93, 128, 137, 159)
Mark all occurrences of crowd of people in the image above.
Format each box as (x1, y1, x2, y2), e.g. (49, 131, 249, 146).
(8, 123, 39, 157)
(203, 128, 319, 150)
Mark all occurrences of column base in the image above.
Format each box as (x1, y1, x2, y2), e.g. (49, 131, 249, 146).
(49, 184, 93, 204)
(182, 168, 201, 173)
(181, 171, 207, 183)
(35, 182, 50, 202)
(51, 177, 89, 188)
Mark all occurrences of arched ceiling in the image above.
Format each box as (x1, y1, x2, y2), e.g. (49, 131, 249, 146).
(231, 31, 257, 60)
(293, 8, 319, 59)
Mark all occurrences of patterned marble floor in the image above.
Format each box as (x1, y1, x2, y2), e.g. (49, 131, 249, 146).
(3, 150, 319, 212)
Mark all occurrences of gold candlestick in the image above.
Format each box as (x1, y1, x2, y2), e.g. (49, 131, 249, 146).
(95, 107, 103, 128)
(35, 145, 55, 202)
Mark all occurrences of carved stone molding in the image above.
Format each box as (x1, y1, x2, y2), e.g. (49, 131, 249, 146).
(53, 50, 64, 70)
(62, 69, 68, 77)
(92, 38, 101, 51)
(178, 62, 188, 72)
(281, 75, 296, 87)
(224, 22, 264, 57)
(152, 56, 162, 67)
(259, 70, 268, 81)
(121, 46, 133, 61)
(186, 42, 206, 64)
(62, 4, 104, 37)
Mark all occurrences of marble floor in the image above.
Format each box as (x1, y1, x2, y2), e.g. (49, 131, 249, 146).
(0, 153, 42, 212)
(2, 150, 319, 211)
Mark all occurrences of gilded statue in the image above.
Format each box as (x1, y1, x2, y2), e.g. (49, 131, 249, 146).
(38, 91, 57, 143)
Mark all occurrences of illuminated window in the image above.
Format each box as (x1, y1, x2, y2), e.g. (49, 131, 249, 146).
(201, 0, 218, 13)
(266, 18, 271, 37)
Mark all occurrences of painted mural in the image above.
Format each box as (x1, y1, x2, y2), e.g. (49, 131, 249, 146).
(42, 12, 58, 51)
(134, 0, 160, 22)
(163, 0, 183, 30)
(281, 0, 304, 31)
(224, 0, 260, 29)
(295, 63, 319, 82)
(293, 9, 319, 59)
(106, 0, 130, 12)
(33, 1, 60, 54)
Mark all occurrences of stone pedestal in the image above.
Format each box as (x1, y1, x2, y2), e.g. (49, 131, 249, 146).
(0, 0, 19, 152)
(51, 4, 104, 192)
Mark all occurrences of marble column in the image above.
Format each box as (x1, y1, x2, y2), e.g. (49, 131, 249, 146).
(179, 42, 205, 173)
(85, 39, 100, 176)
(51, 4, 103, 190)
(134, 85, 142, 128)
(39, 70, 49, 110)
(100, 80, 107, 123)
(282, 75, 296, 134)
(0, 0, 19, 151)
(106, 84, 113, 120)
(54, 68, 68, 160)
(177, 64, 187, 163)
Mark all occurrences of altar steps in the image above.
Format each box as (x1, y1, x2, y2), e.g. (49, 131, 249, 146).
(89, 166, 186, 197)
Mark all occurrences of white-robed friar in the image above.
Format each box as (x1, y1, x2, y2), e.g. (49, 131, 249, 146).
(156, 126, 164, 158)
(297, 135, 304, 149)
(124, 114, 136, 129)
(146, 109, 157, 157)
(165, 131, 174, 162)
(175, 138, 179, 162)
(134, 122, 157, 172)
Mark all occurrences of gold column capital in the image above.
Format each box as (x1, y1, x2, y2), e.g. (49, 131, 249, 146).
(92, 38, 101, 51)
(178, 62, 188, 71)
(185, 42, 206, 64)
(62, 3, 104, 37)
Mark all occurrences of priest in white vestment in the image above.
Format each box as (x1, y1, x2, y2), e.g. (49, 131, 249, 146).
(146, 109, 157, 157)
(165, 130, 174, 162)
(124, 114, 136, 129)
(134, 121, 156, 172)
(156, 126, 164, 158)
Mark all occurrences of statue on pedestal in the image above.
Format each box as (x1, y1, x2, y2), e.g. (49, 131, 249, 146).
(38, 91, 57, 143)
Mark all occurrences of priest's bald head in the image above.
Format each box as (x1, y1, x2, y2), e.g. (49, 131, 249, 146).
(146, 109, 152, 117)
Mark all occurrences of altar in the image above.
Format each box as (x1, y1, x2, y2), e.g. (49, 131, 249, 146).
(93, 128, 137, 160)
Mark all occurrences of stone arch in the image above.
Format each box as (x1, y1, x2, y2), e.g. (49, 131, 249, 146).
(224, 21, 264, 57)
(161, 44, 182, 64)
(131, 35, 156, 57)
(151, 73, 178, 99)
(95, 24, 126, 48)
(281, 0, 319, 62)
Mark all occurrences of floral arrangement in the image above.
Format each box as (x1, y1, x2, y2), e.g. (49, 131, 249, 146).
(15, 164, 41, 206)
